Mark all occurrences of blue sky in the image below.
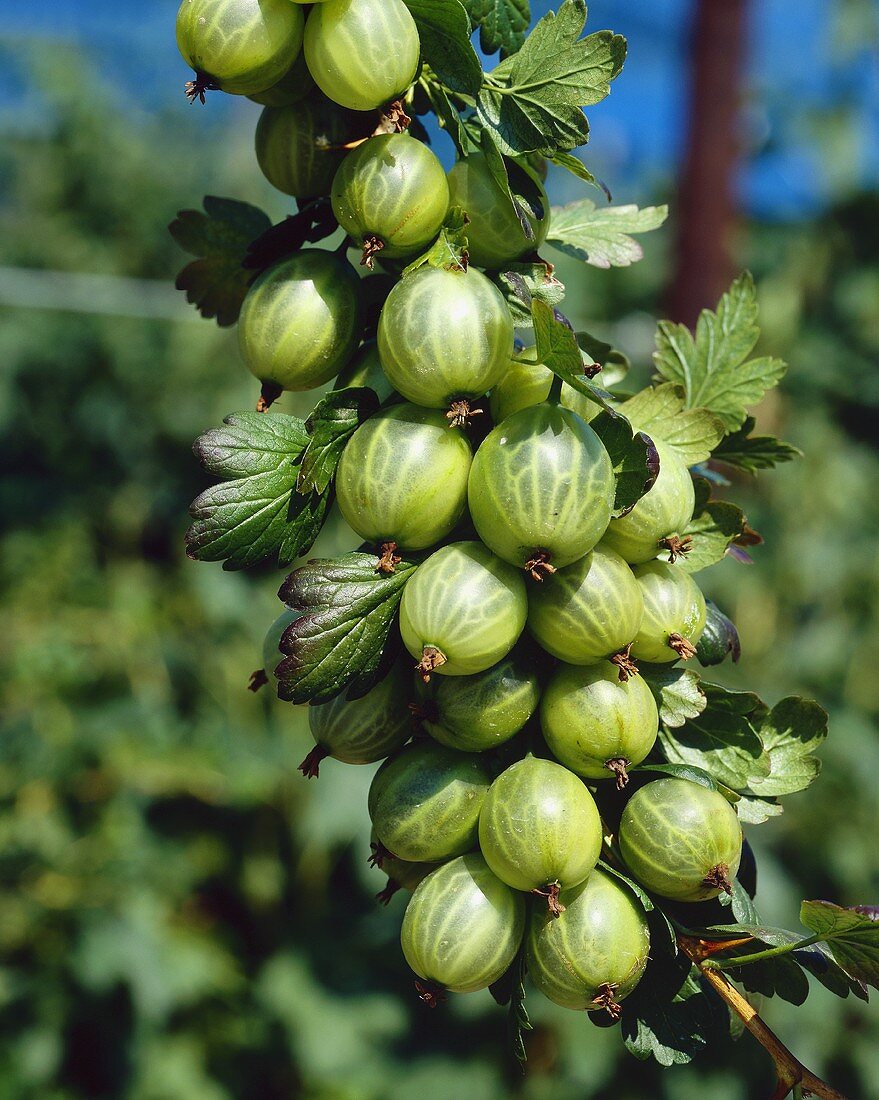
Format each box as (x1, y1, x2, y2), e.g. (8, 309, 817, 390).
(1, 0, 876, 219)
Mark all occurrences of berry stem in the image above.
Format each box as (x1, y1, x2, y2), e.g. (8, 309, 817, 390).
(700, 934, 824, 971)
(679, 937, 849, 1099)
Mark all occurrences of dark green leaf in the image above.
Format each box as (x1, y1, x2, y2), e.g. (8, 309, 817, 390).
(276, 552, 420, 704)
(631, 762, 719, 792)
(169, 196, 271, 326)
(619, 384, 725, 466)
(478, 129, 538, 242)
(403, 206, 471, 274)
(242, 200, 338, 275)
(696, 600, 741, 667)
(653, 272, 788, 432)
(548, 151, 609, 196)
(795, 942, 869, 1002)
(748, 698, 828, 797)
(494, 262, 566, 326)
(547, 199, 667, 268)
(462, 0, 530, 55)
(589, 411, 659, 515)
(403, 0, 483, 95)
(420, 78, 468, 156)
(186, 413, 330, 570)
(643, 667, 707, 728)
(531, 299, 617, 412)
(678, 477, 751, 575)
(298, 388, 380, 496)
(712, 416, 802, 472)
(575, 330, 631, 382)
(800, 902, 879, 991)
(621, 936, 726, 1066)
(738, 953, 810, 1007)
(658, 682, 770, 792)
(477, 2, 627, 156)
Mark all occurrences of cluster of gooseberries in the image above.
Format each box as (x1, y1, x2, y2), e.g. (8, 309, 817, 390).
(177, 0, 744, 1020)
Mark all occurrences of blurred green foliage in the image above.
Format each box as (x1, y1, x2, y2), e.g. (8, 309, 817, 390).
(1, 45, 877, 1100)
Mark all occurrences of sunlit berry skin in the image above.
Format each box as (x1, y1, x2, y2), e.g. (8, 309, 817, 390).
(237, 251, 362, 391)
(526, 868, 650, 1011)
(303, 0, 420, 112)
(335, 403, 472, 551)
(399, 542, 528, 677)
(489, 348, 599, 424)
(306, 662, 412, 766)
(618, 778, 743, 902)
(255, 96, 369, 199)
(602, 441, 695, 564)
(527, 543, 644, 664)
(478, 756, 603, 894)
(630, 561, 707, 663)
(447, 153, 549, 269)
(468, 404, 616, 571)
(176, 0, 304, 96)
(332, 134, 450, 260)
(540, 661, 659, 781)
(377, 266, 514, 409)
(401, 853, 526, 993)
(369, 740, 492, 862)
(419, 651, 540, 752)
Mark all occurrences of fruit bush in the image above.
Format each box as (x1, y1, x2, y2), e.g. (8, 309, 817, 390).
(171, 2, 878, 1095)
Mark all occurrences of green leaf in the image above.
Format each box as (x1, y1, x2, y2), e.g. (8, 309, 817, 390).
(653, 272, 788, 432)
(632, 762, 718, 792)
(548, 151, 609, 196)
(800, 902, 879, 991)
(621, 938, 727, 1066)
(477, 1, 627, 157)
(547, 200, 667, 268)
(619, 384, 725, 466)
(732, 791, 783, 825)
(478, 128, 540, 243)
(643, 667, 707, 728)
(276, 552, 419, 704)
(747, 698, 827, 797)
(531, 299, 617, 412)
(711, 416, 802, 472)
(298, 388, 380, 496)
(658, 682, 770, 792)
(403, 0, 483, 95)
(186, 413, 330, 570)
(796, 942, 869, 1002)
(737, 952, 810, 1007)
(420, 77, 468, 156)
(403, 206, 471, 275)
(462, 0, 530, 56)
(494, 262, 566, 326)
(678, 477, 750, 575)
(589, 411, 659, 515)
(575, 330, 630, 383)
(696, 600, 741, 667)
(170, 196, 270, 326)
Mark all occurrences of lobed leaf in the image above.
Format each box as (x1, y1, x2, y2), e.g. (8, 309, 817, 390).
(169, 196, 271, 326)
(620, 384, 725, 467)
(547, 199, 667, 268)
(643, 667, 707, 728)
(531, 299, 617, 412)
(186, 413, 330, 570)
(548, 151, 610, 196)
(712, 416, 802, 473)
(800, 902, 879, 992)
(678, 477, 752, 575)
(477, 1, 627, 157)
(653, 272, 788, 432)
(747, 698, 828, 797)
(403, 0, 483, 95)
(463, 0, 531, 56)
(589, 411, 659, 515)
(404, 206, 471, 275)
(494, 262, 566, 326)
(297, 388, 380, 496)
(276, 552, 420, 704)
